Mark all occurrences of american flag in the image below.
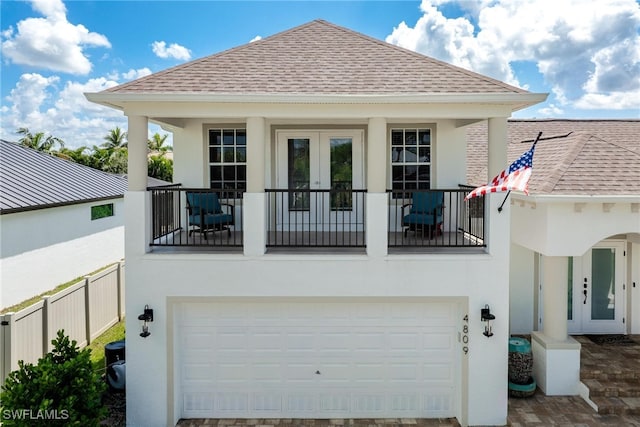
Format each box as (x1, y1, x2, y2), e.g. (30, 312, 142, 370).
(464, 140, 537, 201)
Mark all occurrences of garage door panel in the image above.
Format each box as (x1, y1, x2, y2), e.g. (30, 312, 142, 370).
(178, 301, 459, 419)
(424, 362, 454, 382)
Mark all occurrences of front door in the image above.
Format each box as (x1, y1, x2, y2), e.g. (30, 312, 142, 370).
(568, 241, 626, 334)
(276, 130, 364, 231)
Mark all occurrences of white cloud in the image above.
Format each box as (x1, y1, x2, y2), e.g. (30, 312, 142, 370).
(1, 72, 126, 148)
(0, 0, 111, 75)
(122, 68, 152, 81)
(537, 104, 565, 117)
(151, 41, 191, 60)
(386, 0, 640, 112)
(250, 35, 262, 43)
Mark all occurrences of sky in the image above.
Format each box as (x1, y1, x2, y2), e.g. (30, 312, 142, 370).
(1, 0, 639, 149)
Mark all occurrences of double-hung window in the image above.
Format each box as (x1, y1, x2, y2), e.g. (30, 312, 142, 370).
(391, 128, 431, 195)
(208, 128, 246, 198)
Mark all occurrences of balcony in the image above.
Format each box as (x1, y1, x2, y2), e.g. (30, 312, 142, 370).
(148, 187, 485, 253)
(149, 185, 243, 250)
(265, 188, 366, 249)
(388, 188, 485, 250)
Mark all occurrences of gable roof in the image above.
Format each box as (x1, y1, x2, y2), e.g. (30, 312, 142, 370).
(0, 140, 128, 214)
(103, 20, 529, 97)
(466, 119, 640, 196)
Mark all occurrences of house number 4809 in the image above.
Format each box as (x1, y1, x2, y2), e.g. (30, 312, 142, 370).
(461, 314, 469, 355)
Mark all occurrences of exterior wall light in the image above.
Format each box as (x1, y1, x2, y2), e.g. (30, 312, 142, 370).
(481, 304, 495, 337)
(138, 305, 154, 338)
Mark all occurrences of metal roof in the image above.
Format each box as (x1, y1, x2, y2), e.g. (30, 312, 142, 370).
(0, 140, 128, 214)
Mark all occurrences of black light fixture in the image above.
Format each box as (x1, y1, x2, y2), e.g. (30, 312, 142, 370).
(138, 305, 154, 338)
(481, 304, 495, 337)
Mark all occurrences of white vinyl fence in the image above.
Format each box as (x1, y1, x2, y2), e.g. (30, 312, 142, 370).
(0, 261, 125, 384)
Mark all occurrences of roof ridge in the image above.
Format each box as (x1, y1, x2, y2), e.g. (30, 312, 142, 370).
(536, 133, 590, 193)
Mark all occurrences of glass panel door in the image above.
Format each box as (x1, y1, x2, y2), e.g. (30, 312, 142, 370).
(330, 138, 352, 211)
(581, 242, 625, 334)
(591, 248, 616, 320)
(276, 130, 363, 232)
(288, 138, 310, 211)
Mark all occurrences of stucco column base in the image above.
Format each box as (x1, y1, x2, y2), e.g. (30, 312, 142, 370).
(243, 193, 266, 256)
(531, 331, 581, 395)
(366, 193, 388, 257)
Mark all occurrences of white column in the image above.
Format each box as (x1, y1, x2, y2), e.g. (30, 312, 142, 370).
(366, 118, 387, 256)
(246, 117, 266, 192)
(244, 117, 266, 256)
(542, 256, 569, 340)
(487, 117, 508, 179)
(486, 117, 510, 256)
(531, 255, 580, 395)
(127, 115, 149, 191)
(125, 115, 150, 257)
(367, 117, 386, 193)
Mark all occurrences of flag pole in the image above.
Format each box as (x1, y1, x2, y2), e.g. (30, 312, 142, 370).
(497, 131, 542, 213)
(497, 190, 511, 213)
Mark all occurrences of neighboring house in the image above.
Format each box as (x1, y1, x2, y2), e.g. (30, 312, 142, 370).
(86, 20, 548, 427)
(467, 119, 640, 396)
(0, 140, 127, 309)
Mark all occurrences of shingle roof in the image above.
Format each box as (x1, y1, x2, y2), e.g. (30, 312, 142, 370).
(0, 140, 128, 214)
(105, 20, 528, 96)
(466, 120, 640, 196)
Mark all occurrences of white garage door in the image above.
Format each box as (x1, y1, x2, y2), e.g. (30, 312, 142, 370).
(177, 300, 459, 419)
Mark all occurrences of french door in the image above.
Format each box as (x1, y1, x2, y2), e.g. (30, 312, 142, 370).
(275, 130, 364, 231)
(567, 241, 626, 334)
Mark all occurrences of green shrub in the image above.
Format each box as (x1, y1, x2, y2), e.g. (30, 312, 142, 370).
(0, 330, 107, 426)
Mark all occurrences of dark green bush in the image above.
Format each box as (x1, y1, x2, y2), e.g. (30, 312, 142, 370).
(1, 330, 107, 426)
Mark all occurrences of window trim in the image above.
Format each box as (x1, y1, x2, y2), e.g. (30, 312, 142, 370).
(388, 125, 433, 193)
(207, 126, 247, 198)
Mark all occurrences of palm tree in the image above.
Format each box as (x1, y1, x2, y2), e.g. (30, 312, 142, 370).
(16, 127, 64, 152)
(102, 127, 127, 150)
(148, 132, 171, 154)
(56, 146, 91, 165)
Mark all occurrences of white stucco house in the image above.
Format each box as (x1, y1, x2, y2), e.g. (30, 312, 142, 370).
(0, 140, 127, 309)
(468, 119, 640, 397)
(86, 20, 549, 427)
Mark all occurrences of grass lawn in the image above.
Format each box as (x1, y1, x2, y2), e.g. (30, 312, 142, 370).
(88, 320, 126, 372)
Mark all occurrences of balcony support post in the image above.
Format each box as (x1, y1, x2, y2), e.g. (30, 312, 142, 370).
(125, 115, 150, 256)
(245, 117, 267, 256)
(531, 255, 581, 395)
(367, 118, 388, 256)
(127, 115, 149, 191)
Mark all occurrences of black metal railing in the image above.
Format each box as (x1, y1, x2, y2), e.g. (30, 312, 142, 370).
(148, 186, 243, 248)
(150, 183, 182, 241)
(387, 188, 485, 248)
(266, 188, 366, 248)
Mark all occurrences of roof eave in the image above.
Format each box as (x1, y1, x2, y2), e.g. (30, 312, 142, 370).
(85, 92, 548, 110)
(512, 193, 640, 204)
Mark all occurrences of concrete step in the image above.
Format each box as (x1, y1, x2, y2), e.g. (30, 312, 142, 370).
(581, 368, 640, 381)
(591, 396, 640, 416)
(583, 378, 640, 398)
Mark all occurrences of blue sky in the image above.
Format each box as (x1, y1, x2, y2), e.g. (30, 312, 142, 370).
(1, 0, 639, 148)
